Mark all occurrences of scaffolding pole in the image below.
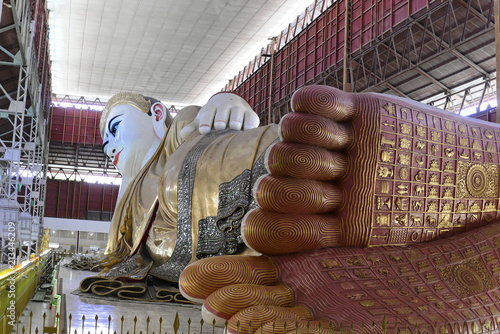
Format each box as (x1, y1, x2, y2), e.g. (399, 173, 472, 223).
(0, 0, 49, 264)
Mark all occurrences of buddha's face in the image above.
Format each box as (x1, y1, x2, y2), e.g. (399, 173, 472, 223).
(102, 104, 156, 178)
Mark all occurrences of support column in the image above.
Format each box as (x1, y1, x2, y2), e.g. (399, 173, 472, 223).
(267, 37, 276, 125)
(495, 0, 500, 123)
(0, 0, 49, 264)
(343, 0, 352, 92)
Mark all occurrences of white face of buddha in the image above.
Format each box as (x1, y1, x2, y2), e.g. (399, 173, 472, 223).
(102, 104, 157, 178)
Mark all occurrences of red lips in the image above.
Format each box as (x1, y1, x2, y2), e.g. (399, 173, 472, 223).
(113, 148, 123, 166)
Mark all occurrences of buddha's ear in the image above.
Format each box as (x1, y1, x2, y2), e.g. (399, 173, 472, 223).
(151, 102, 168, 139)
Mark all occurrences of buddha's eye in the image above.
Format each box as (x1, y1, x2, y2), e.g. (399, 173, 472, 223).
(110, 120, 121, 137)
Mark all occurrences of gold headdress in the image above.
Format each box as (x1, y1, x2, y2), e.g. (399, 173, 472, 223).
(100, 92, 152, 137)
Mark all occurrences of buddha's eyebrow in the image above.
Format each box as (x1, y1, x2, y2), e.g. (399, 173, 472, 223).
(102, 114, 122, 152)
(107, 114, 123, 133)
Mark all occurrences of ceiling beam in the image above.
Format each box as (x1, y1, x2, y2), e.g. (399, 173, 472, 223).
(456, 0, 495, 25)
(412, 20, 491, 79)
(369, 35, 455, 98)
(0, 24, 16, 34)
(350, 58, 409, 98)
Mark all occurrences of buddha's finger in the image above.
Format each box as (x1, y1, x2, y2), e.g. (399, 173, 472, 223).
(213, 104, 231, 131)
(197, 103, 218, 132)
(243, 109, 260, 130)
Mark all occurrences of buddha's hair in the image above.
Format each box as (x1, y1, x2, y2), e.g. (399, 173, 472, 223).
(100, 92, 163, 137)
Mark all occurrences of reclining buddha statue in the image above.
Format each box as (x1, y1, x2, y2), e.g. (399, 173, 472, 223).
(80, 85, 500, 332)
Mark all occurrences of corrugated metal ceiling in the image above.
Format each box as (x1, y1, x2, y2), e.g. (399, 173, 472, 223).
(47, 0, 312, 107)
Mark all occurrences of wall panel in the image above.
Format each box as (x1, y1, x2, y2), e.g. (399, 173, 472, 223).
(49, 107, 102, 145)
(232, 0, 437, 120)
(45, 179, 118, 220)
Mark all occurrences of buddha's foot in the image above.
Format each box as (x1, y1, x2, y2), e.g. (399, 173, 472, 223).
(245, 85, 500, 253)
(181, 222, 500, 333)
(181, 85, 500, 332)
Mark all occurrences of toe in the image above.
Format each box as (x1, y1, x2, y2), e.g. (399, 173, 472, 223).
(291, 85, 357, 122)
(242, 209, 341, 254)
(279, 112, 353, 151)
(179, 255, 277, 303)
(227, 305, 313, 334)
(259, 319, 335, 334)
(202, 284, 293, 326)
(265, 142, 348, 181)
(254, 175, 342, 214)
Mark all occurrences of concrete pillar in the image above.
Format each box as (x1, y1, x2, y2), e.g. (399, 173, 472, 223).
(496, 0, 500, 122)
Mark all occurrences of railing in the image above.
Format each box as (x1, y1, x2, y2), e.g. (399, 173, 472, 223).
(424, 77, 497, 116)
(9, 312, 500, 334)
(5, 252, 500, 333)
(0, 251, 52, 333)
(13, 312, 225, 334)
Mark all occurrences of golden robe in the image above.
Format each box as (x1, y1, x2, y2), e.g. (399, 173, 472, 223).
(104, 106, 278, 281)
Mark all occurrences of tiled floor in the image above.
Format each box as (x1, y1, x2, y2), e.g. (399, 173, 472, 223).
(15, 258, 220, 334)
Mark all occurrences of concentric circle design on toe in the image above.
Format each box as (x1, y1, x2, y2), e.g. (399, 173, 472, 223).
(227, 305, 313, 334)
(266, 142, 348, 181)
(202, 284, 293, 326)
(258, 319, 335, 334)
(179, 255, 277, 303)
(242, 209, 341, 254)
(291, 85, 357, 122)
(279, 112, 353, 150)
(254, 175, 342, 214)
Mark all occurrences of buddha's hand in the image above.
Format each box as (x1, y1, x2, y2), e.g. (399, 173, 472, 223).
(180, 92, 260, 140)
